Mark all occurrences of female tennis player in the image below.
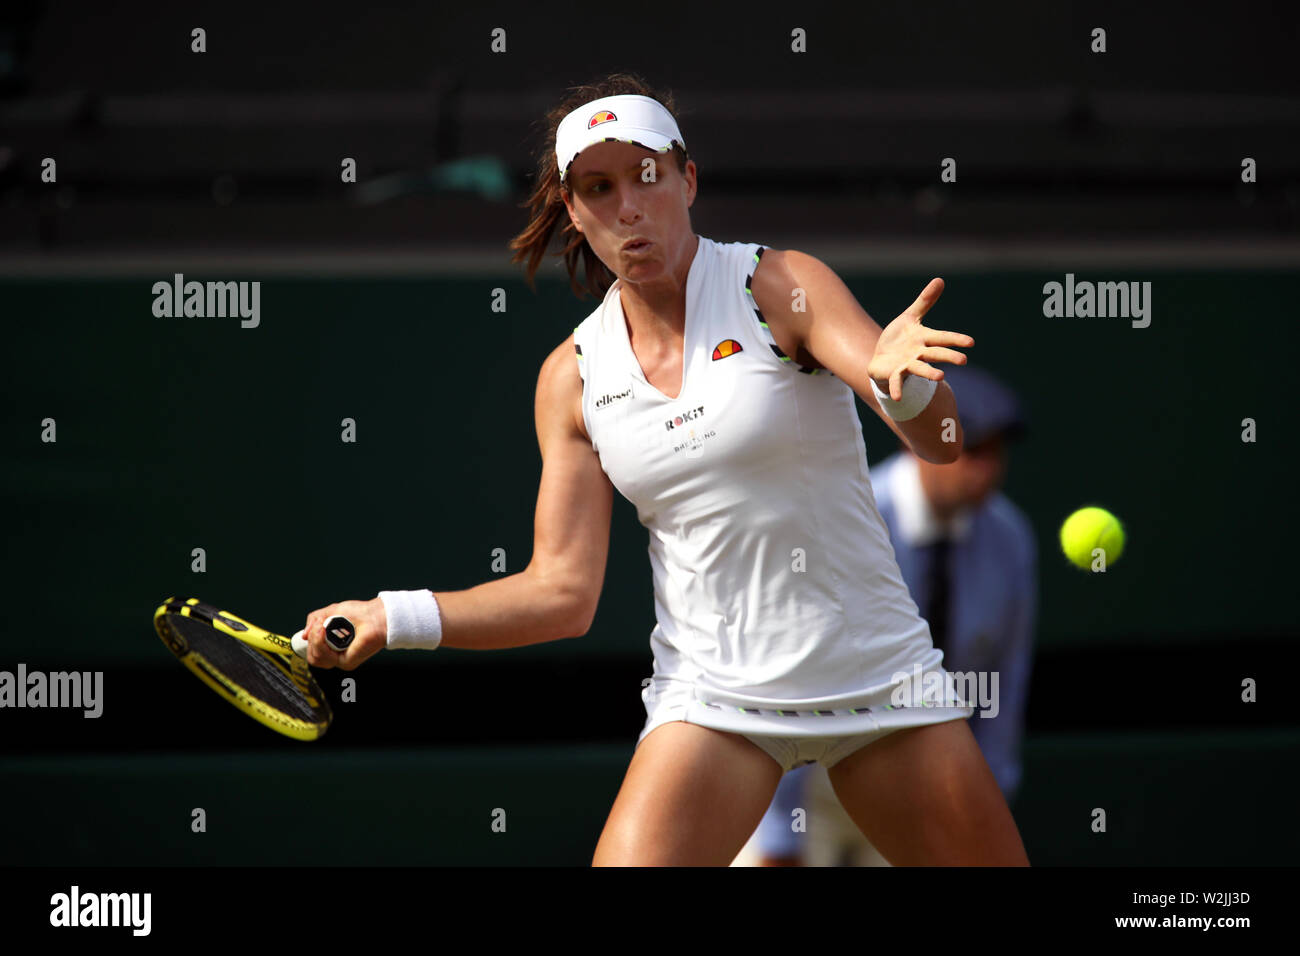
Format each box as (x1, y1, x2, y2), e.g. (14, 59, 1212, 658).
(299, 73, 1029, 867)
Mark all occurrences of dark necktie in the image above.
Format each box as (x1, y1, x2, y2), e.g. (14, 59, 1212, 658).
(924, 536, 952, 659)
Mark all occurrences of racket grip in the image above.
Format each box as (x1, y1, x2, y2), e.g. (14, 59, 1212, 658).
(323, 615, 356, 652)
(290, 615, 356, 658)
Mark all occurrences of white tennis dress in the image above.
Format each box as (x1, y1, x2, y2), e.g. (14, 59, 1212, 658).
(572, 235, 971, 749)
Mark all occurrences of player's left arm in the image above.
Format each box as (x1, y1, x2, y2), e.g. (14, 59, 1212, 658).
(752, 248, 971, 464)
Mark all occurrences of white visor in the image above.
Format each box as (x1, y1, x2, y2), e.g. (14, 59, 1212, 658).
(555, 93, 686, 185)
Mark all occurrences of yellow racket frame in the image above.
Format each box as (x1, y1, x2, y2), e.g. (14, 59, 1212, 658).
(154, 597, 332, 741)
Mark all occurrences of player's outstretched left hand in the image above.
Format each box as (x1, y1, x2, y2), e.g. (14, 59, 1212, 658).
(867, 278, 974, 401)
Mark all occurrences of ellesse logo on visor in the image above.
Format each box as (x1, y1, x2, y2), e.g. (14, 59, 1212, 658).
(588, 110, 617, 128)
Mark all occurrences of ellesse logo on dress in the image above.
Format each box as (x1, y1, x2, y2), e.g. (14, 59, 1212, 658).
(711, 339, 743, 360)
(595, 385, 634, 410)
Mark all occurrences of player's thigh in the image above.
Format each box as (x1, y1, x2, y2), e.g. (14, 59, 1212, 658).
(826, 718, 1029, 866)
(593, 721, 783, 866)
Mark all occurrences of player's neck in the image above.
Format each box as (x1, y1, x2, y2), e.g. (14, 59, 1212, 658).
(618, 233, 698, 342)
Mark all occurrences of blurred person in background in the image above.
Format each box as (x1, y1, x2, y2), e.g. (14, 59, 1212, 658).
(738, 364, 1036, 866)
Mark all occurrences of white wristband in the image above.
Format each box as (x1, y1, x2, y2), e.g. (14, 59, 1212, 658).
(378, 589, 443, 650)
(870, 374, 938, 422)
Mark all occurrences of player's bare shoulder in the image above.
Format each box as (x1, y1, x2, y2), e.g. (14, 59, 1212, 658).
(535, 332, 589, 445)
(750, 246, 794, 304)
(749, 247, 824, 369)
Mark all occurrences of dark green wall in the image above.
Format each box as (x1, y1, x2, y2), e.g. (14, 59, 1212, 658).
(3, 266, 1293, 867)
(2, 268, 1290, 666)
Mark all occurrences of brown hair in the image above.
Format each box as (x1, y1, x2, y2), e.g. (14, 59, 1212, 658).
(508, 72, 690, 300)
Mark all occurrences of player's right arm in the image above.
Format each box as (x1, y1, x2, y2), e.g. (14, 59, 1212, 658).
(300, 334, 612, 663)
(427, 333, 613, 649)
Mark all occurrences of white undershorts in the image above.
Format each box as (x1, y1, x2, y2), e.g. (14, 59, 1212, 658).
(637, 675, 974, 773)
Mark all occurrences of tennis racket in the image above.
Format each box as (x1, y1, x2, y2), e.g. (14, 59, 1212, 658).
(153, 597, 356, 741)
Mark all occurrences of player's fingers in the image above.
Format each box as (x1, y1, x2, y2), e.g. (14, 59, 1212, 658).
(904, 278, 945, 317)
(307, 635, 340, 669)
(907, 359, 944, 381)
(302, 608, 330, 643)
(918, 346, 968, 366)
(301, 609, 340, 665)
(924, 328, 974, 348)
(336, 611, 384, 671)
(332, 636, 374, 671)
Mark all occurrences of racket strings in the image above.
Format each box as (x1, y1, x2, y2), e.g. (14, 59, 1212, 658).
(165, 614, 326, 723)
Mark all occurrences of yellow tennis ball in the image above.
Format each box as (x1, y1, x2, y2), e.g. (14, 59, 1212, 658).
(1060, 507, 1125, 570)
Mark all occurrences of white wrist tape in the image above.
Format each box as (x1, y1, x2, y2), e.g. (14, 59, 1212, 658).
(870, 374, 938, 422)
(378, 589, 443, 650)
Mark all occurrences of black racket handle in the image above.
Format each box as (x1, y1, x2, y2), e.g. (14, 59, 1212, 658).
(322, 615, 356, 652)
(290, 614, 356, 658)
